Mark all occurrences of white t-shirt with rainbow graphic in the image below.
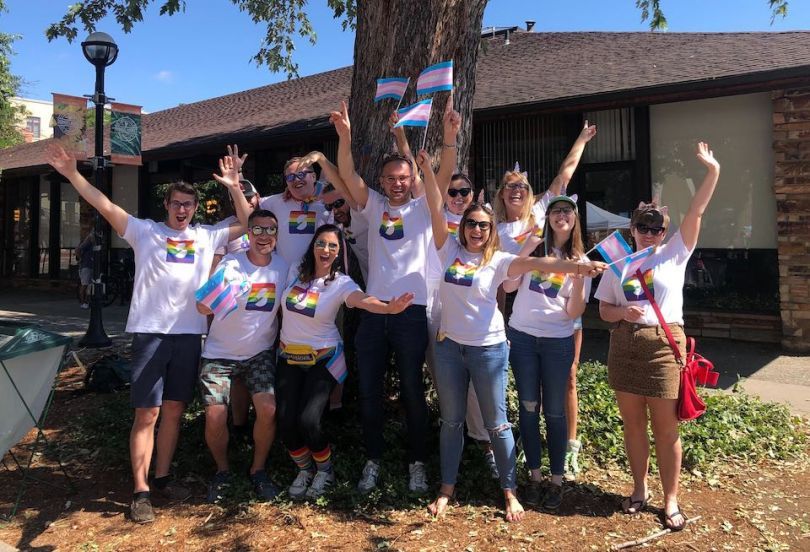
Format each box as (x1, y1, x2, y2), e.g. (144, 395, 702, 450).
(259, 193, 329, 269)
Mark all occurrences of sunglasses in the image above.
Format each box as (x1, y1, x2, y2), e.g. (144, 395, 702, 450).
(504, 183, 529, 191)
(464, 220, 492, 231)
(168, 200, 196, 210)
(325, 198, 346, 211)
(250, 225, 278, 236)
(447, 188, 472, 198)
(634, 224, 666, 236)
(550, 206, 575, 216)
(284, 170, 314, 183)
(314, 239, 340, 252)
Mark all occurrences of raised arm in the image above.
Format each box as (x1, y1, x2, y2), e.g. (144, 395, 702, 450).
(388, 111, 424, 199)
(437, 97, 460, 197)
(330, 101, 369, 208)
(548, 121, 597, 196)
(416, 149, 448, 250)
(346, 290, 415, 314)
(297, 150, 360, 210)
(680, 142, 720, 250)
(46, 144, 129, 236)
(508, 256, 605, 280)
(213, 151, 250, 240)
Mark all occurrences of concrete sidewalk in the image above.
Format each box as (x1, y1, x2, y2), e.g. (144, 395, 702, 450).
(1, 289, 808, 416)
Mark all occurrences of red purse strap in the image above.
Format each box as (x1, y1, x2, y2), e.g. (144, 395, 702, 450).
(635, 269, 684, 366)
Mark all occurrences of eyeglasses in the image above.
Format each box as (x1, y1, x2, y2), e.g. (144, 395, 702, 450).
(634, 224, 666, 236)
(504, 183, 529, 191)
(168, 200, 196, 210)
(314, 239, 340, 252)
(284, 170, 314, 183)
(325, 198, 346, 211)
(464, 220, 492, 231)
(382, 175, 413, 185)
(447, 188, 472, 198)
(550, 206, 575, 216)
(250, 225, 278, 236)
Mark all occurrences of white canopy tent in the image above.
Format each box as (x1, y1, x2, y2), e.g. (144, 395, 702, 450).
(585, 202, 631, 231)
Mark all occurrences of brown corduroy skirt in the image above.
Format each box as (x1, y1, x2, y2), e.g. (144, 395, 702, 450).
(606, 321, 686, 399)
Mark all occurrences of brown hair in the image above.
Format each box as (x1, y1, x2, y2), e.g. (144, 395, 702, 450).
(540, 199, 585, 261)
(493, 170, 535, 227)
(459, 203, 500, 267)
(378, 153, 413, 177)
(631, 202, 670, 229)
(163, 181, 198, 204)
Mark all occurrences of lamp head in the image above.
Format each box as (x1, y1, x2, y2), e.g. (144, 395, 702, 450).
(81, 32, 118, 67)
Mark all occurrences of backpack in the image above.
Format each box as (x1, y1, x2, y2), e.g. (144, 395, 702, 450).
(84, 354, 131, 393)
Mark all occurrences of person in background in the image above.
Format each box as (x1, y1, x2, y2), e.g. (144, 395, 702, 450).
(76, 230, 94, 309)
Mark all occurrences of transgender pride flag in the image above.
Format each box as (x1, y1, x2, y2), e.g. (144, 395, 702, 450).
(619, 247, 654, 283)
(416, 61, 453, 95)
(195, 266, 244, 320)
(394, 99, 433, 128)
(374, 77, 409, 102)
(594, 231, 633, 277)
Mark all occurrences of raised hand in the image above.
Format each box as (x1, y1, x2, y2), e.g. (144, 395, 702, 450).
(696, 141, 720, 172)
(443, 94, 461, 138)
(387, 292, 415, 314)
(579, 120, 597, 143)
(226, 144, 248, 173)
(45, 143, 77, 177)
(213, 154, 240, 190)
(388, 110, 400, 131)
(329, 100, 352, 139)
(297, 150, 325, 172)
(415, 149, 433, 172)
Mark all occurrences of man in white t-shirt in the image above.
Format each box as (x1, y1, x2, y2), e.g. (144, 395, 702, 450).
(332, 100, 447, 494)
(46, 144, 251, 524)
(198, 208, 288, 504)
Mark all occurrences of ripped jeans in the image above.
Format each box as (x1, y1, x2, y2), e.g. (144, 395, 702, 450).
(507, 327, 573, 476)
(433, 338, 516, 490)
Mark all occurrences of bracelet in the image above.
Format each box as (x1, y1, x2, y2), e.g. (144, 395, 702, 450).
(443, 143, 457, 149)
(576, 263, 581, 276)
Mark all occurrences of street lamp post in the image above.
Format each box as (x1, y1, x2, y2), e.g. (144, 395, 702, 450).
(79, 32, 118, 348)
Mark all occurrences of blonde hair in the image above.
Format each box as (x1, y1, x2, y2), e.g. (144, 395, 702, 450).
(493, 171, 535, 226)
(459, 203, 500, 267)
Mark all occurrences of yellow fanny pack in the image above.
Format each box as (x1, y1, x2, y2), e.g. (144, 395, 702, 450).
(281, 343, 318, 366)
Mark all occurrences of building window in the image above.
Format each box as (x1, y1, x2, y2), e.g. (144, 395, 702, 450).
(26, 116, 41, 140)
(582, 108, 635, 163)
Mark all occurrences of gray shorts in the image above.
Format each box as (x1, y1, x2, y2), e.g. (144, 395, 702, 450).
(199, 349, 277, 406)
(79, 267, 93, 286)
(130, 333, 202, 408)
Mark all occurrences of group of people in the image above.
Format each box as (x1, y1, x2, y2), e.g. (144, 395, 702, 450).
(46, 96, 720, 531)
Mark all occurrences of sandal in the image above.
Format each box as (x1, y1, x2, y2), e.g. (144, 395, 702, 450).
(663, 509, 687, 532)
(621, 493, 650, 515)
(428, 490, 454, 518)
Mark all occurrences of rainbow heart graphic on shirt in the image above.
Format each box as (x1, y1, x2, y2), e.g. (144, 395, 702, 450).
(447, 221, 459, 237)
(166, 238, 195, 264)
(528, 271, 565, 298)
(245, 283, 276, 312)
(285, 285, 319, 317)
(289, 211, 317, 234)
(444, 258, 478, 287)
(622, 269, 655, 302)
(379, 212, 404, 240)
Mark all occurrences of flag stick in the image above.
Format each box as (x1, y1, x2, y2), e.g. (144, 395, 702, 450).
(394, 78, 409, 111)
(420, 100, 433, 151)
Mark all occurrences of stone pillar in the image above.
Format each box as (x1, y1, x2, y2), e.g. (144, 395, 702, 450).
(773, 88, 810, 353)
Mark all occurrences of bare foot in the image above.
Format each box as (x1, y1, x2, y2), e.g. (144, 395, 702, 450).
(427, 493, 451, 518)
(505, 495, 524, 522)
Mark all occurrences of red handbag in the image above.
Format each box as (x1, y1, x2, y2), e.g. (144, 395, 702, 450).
(635, 270, 719, 421)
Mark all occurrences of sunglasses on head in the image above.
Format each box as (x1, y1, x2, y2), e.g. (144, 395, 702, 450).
(447, 188, 472, 198)
(284, 170, 314, 183)
(325, 198, 346, 211)
(634, 224, 666, 236)
(464, 220, 492, 231)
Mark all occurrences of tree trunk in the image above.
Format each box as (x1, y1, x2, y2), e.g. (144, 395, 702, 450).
(349, 0, 487, 188)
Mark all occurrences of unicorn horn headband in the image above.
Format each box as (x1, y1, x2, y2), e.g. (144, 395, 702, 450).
(512, 161, 528, 179)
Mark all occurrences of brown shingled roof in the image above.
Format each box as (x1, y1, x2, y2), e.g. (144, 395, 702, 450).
(4, 31, 810, 171)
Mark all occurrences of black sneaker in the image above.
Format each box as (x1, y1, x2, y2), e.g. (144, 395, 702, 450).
(152, 476, 192, 502)
(523, 480, 542, 507)
(130, 495, 155, 523)
(542, 483, 564, 511)
(250, 470, 279, 501)
(206, 471, 232, 504)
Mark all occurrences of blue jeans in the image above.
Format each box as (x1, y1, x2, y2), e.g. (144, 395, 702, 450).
(355, 305, 429, 462)
(507, 327, 573, 475)
(433, 338, 517, 490)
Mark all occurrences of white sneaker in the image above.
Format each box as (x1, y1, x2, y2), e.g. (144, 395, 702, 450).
(288, 469, 313, 500)
(80, 303, 89, 309)
(305, 470, 335, 499)
(357, 460, 380, 494)
(408, 461, 428, 494)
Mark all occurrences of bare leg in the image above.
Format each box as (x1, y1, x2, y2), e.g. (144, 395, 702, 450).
(204, 404, 229, 472)
(230, 378, 250, 427)
(648, 396, 684, 528)
(130, 407, 159, 492)
(615, 391, 650, 510)
(428, 483, 455, 517)
(153, 400, 185, 478)
(250, 393, 277, 474)
(504, 488, 524, 522)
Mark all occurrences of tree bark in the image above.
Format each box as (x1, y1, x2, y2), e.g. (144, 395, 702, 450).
(349, 0, 487, 188)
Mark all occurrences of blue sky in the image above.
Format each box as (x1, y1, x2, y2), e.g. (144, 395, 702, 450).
(4, 0, 809, 112)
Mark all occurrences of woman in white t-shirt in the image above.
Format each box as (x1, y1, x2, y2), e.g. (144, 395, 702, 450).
(416, 151, 606, 523)
(503, 194, 591, 511)
(595, 143, 720, 532)
(276, 224, 413, 501)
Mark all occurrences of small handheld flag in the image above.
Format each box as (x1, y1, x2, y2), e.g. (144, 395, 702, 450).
(374, 77, 409, 103)
(416, 61, 453, 95)
(394, 99, 433, 128)
(618, 247, 655, 283)
(195, 266, 247, 320)
(592, 231, 633, 277)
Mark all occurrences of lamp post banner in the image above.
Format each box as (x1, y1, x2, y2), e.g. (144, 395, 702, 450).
(51, 93, 88, 156)
(110, 102, 142, 165)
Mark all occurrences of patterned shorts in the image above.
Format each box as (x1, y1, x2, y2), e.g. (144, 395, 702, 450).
(199, 349, 277, 405)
